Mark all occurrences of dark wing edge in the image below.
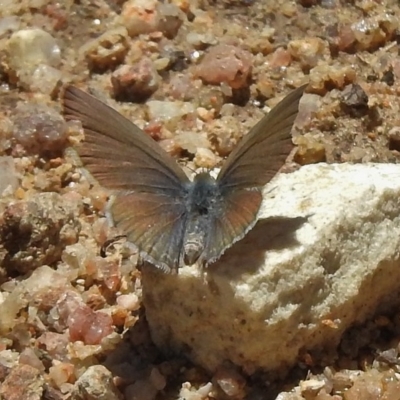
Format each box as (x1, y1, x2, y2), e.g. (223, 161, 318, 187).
(62, 85, 190, 193)
(217, 84, 307, 190)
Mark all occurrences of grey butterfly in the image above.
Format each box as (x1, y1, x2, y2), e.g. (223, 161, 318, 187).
(63, 84, 306, 272)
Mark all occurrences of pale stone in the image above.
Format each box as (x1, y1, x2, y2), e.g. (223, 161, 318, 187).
(119, 0, 183, 38)
(30, 64, 62, 95)
(7, 28, 61, 70)
(142, 163, 400, 375)
(146, 100, 195, 121)
(0, 266, 71, 334)
(73, 365, 122, 400)
(7, 28, 62, 89)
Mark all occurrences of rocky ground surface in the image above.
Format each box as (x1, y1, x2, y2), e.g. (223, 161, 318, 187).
(1, 0, 400, 399)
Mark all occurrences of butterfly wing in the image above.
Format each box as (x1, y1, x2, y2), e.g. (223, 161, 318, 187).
(203, 85, 306, 264)
(202, 189, 263, 264)
(63, 86, 190, 193)
(111, 193, 187, 272)
(63, 86, 190, 271)
(217, 84, 306, 190)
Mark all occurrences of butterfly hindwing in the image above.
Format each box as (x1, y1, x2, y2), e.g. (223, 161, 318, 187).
(111, 192, 187, 272)
(202, 189, 263, 264)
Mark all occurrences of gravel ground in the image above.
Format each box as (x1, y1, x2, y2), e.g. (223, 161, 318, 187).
(1, 0, 400, 399)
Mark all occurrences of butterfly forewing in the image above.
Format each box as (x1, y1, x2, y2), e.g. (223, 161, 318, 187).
(63, 86, 190, 272)
(63, 86, 190, 193)
(217, 84, 306, 190)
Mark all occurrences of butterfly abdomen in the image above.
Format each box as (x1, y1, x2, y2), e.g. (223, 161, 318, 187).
(182, 173, 224, 266)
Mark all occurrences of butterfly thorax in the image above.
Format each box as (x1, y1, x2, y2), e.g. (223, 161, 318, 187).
(182, 172, 223, 266)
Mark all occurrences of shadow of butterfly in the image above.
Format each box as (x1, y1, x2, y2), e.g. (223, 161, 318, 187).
(63, 84, 306, 273)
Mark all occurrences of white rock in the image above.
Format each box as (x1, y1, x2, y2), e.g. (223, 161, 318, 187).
(142, 163, 400, 375)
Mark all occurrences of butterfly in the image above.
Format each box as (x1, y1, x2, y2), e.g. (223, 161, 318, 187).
(63, 84, 306, 273)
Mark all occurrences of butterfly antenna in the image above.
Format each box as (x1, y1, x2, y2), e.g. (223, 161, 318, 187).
(185, 165, 196, 174)
(100, 235, 127, 257)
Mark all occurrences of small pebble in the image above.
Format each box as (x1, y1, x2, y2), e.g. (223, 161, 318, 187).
(195, 44, 252, 89)
(67, 304, 114, 345)
(146, 100, 195, 121)
(7, 28, 61, 70)
(288, 37, 329, 70)
(111, 58, 160, 101)
(309, 64, 356, 94)
(340, 83, 369, 117)
(12, 104, 68, 154)
(294, 136, 327, 165)
(7, 28, 61, 89)
(120, 0, 183, 38)
(214, 365, 246, 398)
(73, 366, 121, 400)
(80, 26, 129, 72)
